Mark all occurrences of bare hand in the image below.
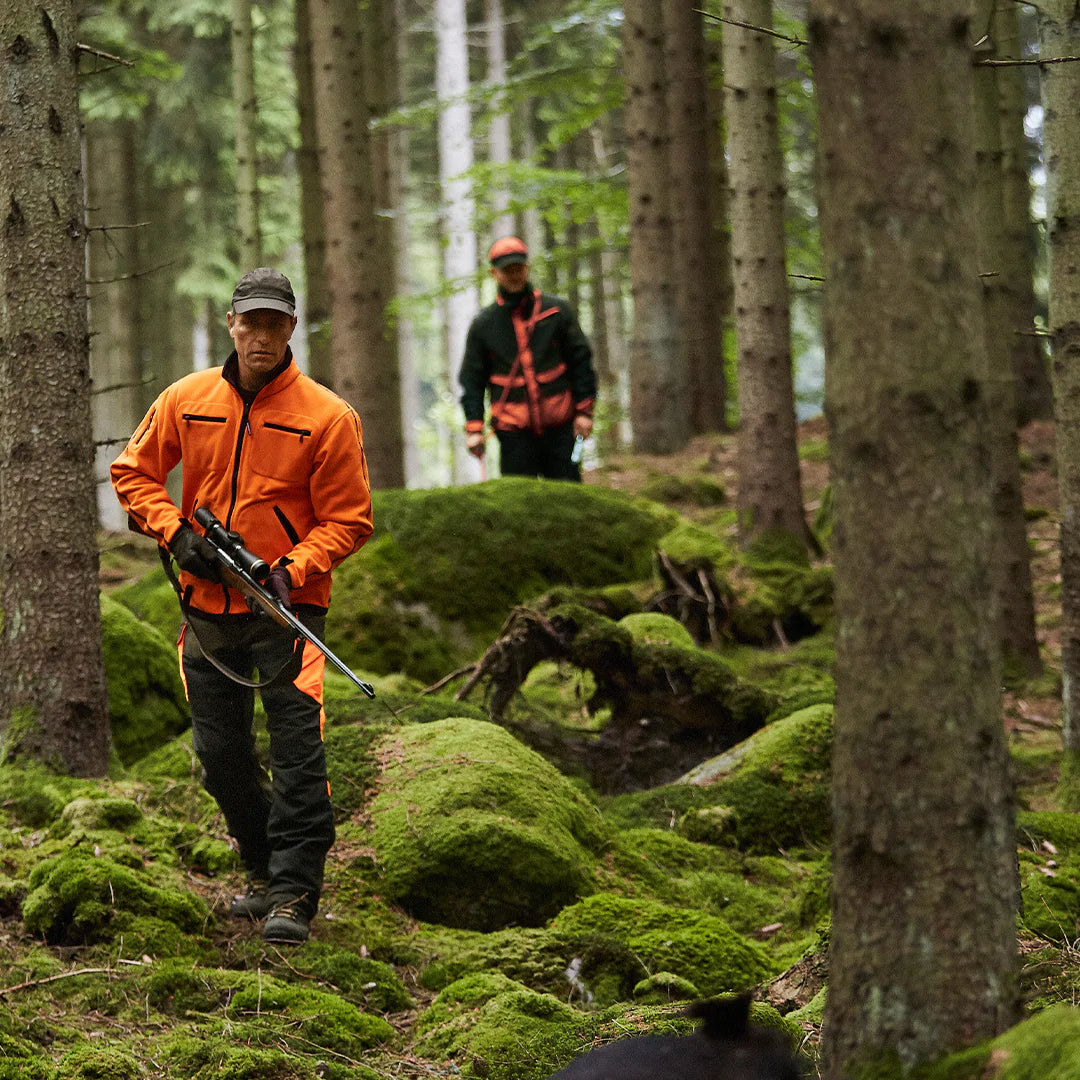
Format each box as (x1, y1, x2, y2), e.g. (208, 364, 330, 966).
(466, 432, 486, 458)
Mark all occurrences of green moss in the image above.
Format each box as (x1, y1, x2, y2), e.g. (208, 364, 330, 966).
(925, 1003, 1080, 1079)
(679, 704, 834, 852)
(656, 521, 738, 573)
(617, 613, 696, 648)
(370, 718, 606, 930)
(224, 978, 395, 1057)
(159, 1035, 329, 1080)
(100, 594, 189, 766)
(632, 971, 699, 1003)
(54, 1042, 141, 1079)
(324, 480, 677, 682)
(1018, 853, 1080, 942)
(415, 976, 593, 1080)
(111, 567, 183, 644)
(1018, 811, 1080, 855)
(0, 763, 98, 828)
(641, 474, 727, 507)
(549, 893, 778, 996)
(283, 941, 413, 1012)
(22, 846, 208, 946)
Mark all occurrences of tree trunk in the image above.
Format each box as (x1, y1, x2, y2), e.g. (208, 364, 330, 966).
(0, 0, 111, 776)
(624, 0, 688, 454)
(974, 10, 1041, 679)
(810, 1, 1020, 1072)
(995, 1, 1053, 424)
(295, 0, 331, 385)
(231, 0, 261, 267)
(436, 0, 480, 484)
(309, 0, 405, 488)
(87, 119, 143, 530)
(392, 0, 421, 486)
(485, 0, 514, 239)
(1040, 2, 1080, 764)
(723, 0, 811, 549)
(662, 0, 727, 435)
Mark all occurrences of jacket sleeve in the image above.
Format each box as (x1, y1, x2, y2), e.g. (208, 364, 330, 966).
(561, 305, 597, 416)
(109, 389, 186, 547)
(459, 317, 490, 431)
(280, 407, 373, 590)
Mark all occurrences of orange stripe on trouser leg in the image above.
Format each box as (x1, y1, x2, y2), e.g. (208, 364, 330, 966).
(177, 624, 190, 701)
(293, 640, 330, 794)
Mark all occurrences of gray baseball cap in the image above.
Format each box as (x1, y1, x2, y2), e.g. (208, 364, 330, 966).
(231, 267, 296, 316)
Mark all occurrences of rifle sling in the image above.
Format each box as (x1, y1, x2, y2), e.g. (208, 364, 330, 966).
(158, 546, 305, 689)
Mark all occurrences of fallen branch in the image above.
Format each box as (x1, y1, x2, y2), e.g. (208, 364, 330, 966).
(0, 967, 112, 996)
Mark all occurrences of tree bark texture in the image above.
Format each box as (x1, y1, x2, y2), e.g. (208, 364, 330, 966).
(624, 0, 688, 454)
(87, 119, 144, 530)
(1040, 1, 1080, 754)
(485, 0, 514, 239)
(0, 0, 111, 776)
(436, 0, 480, 485)
(993, 0, 1053, 424)
(309, 0, 405, 488)
(231, 0, 261, 267)
(662, 0, 727, 436)
(294, 0, 331, 386)
(723, 0, 811, 549)
(973, 11, 1041, 678)
(810, 2, 1020, 1072)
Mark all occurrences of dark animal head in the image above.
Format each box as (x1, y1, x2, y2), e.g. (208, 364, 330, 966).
(547, 994, 803, 1080)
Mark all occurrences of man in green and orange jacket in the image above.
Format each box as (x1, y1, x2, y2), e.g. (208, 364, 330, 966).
(111, 267, 372, 945)
(460, 237, 597, 480)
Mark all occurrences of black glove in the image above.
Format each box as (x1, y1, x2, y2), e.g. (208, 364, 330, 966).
(265, 566, 293, 609)
(169, 525, 222, 583)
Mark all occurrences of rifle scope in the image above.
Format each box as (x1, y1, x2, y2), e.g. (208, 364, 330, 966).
(194, 506, 271, 582)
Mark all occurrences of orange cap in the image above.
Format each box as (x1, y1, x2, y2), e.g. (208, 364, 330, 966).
(488, 236, 529, 268)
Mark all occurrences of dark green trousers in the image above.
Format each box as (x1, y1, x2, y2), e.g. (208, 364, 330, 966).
(181, 610, 334, 918)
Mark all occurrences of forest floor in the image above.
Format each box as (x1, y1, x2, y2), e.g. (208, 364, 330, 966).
(92, 416, 1070, 1078)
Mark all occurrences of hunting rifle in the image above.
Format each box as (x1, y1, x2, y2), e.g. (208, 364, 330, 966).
(192, 506, 376, 698)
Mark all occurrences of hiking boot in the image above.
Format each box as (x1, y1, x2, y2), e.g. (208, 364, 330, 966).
(230, 876, 271, 921)
(263, 898, 311, 944)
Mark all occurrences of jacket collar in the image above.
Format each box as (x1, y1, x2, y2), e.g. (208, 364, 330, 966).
(221, 346, 299, 398)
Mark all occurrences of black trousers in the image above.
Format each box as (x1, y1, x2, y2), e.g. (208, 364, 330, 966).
(496, 421, 581, 481)
(180, 611, 334, 917)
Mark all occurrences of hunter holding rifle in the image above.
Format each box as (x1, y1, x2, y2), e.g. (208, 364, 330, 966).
(111, 267, 373, 944)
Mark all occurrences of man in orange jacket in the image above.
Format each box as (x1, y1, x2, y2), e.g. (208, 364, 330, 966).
(460, 237, 597, 479)
(111, 267, 372, 944)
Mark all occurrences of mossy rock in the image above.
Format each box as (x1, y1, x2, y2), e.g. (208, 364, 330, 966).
(632, 971, 700, 1003)
(1018, 851, 1080, 943)
(101, 593, 190, 767)
(414, 974, 594, 1080)
(1017, 811, 1080, 856)
(158, 1033, 372, 1080)
(224, 977, 395, 1057)
(110, 565, 183, 644)
(618, 613, 696, 648)
(0, 763, 99, 829)
(54, 1043, 141, 1080)
(416, 925, 573, 997)
(282, 941, 413, 1012)
(549, 894, 778, 998)
(924, 1002, 1080, 1079)
(22, 845, 208, 946)
(324, 479, 677, 683)
(677, 704, 834, 852)
(369, 718, 606, 930)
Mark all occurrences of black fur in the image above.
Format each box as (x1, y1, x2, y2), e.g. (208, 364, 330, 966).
(547, 995, 803, 1080)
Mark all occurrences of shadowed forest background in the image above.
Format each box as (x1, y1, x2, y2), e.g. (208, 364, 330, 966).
(6, 1, 1080, 1078)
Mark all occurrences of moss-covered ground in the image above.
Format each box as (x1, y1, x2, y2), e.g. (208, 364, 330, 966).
(10, 420, 1063, 1079)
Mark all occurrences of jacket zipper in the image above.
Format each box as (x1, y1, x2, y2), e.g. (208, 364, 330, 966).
(265, 421, 312, 442)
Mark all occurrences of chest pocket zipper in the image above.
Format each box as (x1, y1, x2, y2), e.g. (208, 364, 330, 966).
(264, 421, 312, 442)
(182, 413, 228, 424)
